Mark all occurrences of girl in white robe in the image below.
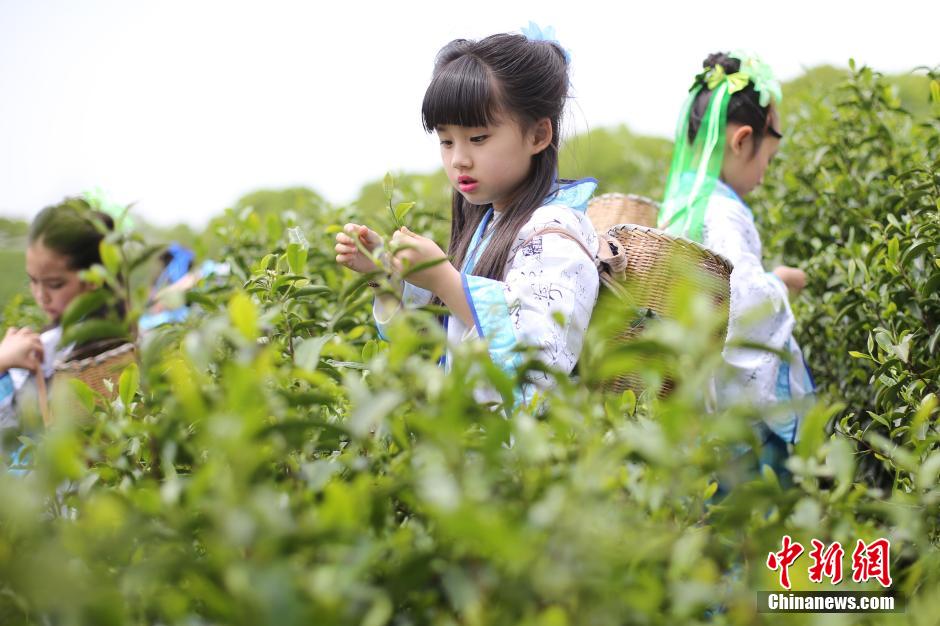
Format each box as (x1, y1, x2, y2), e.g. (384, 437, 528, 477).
(659, 51, 813, 477)
(2, 198, 115, 470)
(335, 30, 600, 407)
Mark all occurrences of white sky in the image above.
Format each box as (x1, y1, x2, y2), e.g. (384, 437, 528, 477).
(1, 0, 938, 226)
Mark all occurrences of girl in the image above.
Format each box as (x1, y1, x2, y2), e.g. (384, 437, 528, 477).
(0, 198, 113, 434)
(659, 51, 813, 473)
(335, 31, 600, 406)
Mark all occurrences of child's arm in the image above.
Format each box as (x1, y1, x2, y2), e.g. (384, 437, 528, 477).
(771, 265, 807, 296)
(0, 328, 43, 374)
(387, 227, 474, 328)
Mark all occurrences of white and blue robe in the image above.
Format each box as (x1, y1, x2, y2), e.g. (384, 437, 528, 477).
(703, 180, 815, 443)
(374, 179, 601, 406)
(0, 326, 67, 432)
(1, 327, 69, 473)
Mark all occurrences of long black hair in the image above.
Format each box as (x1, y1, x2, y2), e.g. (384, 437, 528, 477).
(28, 197, 114, 270)
(687, 52, 781, 152)
(421, 33, 569, 281)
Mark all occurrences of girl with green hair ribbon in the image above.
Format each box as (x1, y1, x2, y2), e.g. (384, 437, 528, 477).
(660, 51, 813, 482)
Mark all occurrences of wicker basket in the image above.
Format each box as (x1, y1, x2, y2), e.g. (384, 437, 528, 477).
(600, 224, 733, 394)
(52, 341, 137, 399)
(587, 193, 660, 232)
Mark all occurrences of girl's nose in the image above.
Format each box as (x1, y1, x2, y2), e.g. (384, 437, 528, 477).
(451, 145, 471, 170)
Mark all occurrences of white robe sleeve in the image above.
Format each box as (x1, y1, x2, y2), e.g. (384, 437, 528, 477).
(372, 281, 433, 340)
(703, 195, 799, 434)
(461, 205, 600, 400)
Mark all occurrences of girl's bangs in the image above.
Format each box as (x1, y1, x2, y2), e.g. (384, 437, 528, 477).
(422, 56, 499, 132)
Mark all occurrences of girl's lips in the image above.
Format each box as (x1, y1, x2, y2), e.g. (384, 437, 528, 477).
(457, 176, 478, 193)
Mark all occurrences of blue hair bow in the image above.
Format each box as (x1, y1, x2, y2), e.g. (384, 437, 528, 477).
(521, 21, 571, 63)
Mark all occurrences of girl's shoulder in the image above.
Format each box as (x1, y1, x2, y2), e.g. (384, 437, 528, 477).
(546, 178, 598, 212)
(707, 182, 754, 221)
(516, 181, 600, 256)
(525, 177, 598, 235)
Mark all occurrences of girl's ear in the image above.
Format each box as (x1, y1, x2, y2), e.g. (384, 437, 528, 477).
(728, 124, 754, 156)
(529, 117, 553, 155)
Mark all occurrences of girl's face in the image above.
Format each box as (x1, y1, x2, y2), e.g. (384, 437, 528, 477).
(436, 115, 549, 211)
(26, 242, 91, 324)
(721, 107, 782, 197)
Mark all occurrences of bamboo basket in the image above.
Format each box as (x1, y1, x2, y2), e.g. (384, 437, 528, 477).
(601, 224, 733, 394)
(587, 193, 660, 232)
(43, 341, 137, 424)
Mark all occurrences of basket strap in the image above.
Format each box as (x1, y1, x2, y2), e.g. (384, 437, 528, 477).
(34, 367, 52, 427)
(521, 227, 628, 281)
(521, 227, 595, 260)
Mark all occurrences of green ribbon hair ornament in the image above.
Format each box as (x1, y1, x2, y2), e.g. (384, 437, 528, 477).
(83, 187, 134, 232)
(659, 50, 782, 242)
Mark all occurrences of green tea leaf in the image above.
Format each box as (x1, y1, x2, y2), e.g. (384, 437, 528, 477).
(228, 292, 258, 341)
(60, 319, 128, 347)
(394, 202, 415, 224)
(295, 334, 333, 371)
(99, 241, 122, 275)
(60, 290, 111, 328)
(286, 242, 308, 275)
(119, 362, 140, 407)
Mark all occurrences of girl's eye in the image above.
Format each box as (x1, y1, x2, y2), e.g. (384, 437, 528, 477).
(439, 139, 453, 147)
(470, 135, 488, 143)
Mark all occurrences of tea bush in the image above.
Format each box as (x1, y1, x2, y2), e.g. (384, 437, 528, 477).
(0, 64, 938, 625)
(755, 63, 940, 488)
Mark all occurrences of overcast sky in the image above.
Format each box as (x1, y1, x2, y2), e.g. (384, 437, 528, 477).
(1, 0, 938, 226)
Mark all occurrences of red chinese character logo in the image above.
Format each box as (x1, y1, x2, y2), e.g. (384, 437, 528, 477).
(767, 535, 804, 589)
(851, 538, 892, 587)
(808, 539, 845, 584)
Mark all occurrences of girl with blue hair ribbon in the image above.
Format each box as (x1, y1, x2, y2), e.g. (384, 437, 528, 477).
(139, 244, 230, 332)
(659, 51, 814, 480)
(335, 26, 601, 408)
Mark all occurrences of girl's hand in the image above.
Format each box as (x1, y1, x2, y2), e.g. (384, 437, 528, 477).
(389, 226, 454, 292)
(335, 223, 383, 274)
(0, 327, 44, 372)
(772, 265, 807, 296)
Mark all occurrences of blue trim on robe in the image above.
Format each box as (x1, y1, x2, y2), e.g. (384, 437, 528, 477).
(0, 373, 13, 404)
(462, 274, 485, 339)
(464, 209, 495, 275)
(772, 354, 797, 443)
(462, 274, 523, 377)
(7, 442, 30, 477)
